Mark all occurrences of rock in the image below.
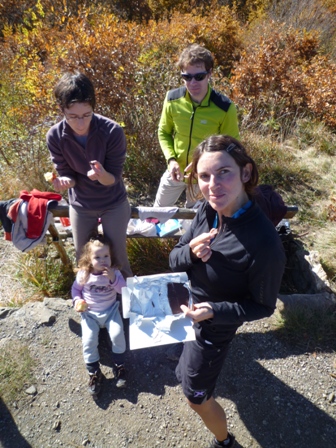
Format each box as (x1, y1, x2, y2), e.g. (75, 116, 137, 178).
(305, 250, 330, 290)
(43, 297, 72, 311)
(280, 235, 332, 294)
(30, 302, 56, 325)
(0, 307, 19, 319)
(277, 292, 336, 312)
(25, 385, 37, 395)
(52, 420, 61, 431)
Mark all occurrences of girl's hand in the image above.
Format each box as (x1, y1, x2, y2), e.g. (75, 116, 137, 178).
(75, 299, 88, 313)
(103, 266, 116, 283)
(189, 228, 218, 262)
(87, 160, 115, 185)
(180, 302, 214, 322)
(52, 176, 75, 192)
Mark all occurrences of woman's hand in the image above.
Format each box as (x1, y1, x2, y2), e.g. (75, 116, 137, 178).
(52, 176, 75, 192)
(87, 160, 115, 185)
(180, 302, 214, 322)
(189, 228, 218, 262)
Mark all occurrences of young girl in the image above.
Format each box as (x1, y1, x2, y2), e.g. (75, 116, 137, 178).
(72, 235, 127, 396)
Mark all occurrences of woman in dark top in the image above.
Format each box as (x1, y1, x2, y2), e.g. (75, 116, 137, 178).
(169, 135, 286, 448)
(46, 72, 132, 278)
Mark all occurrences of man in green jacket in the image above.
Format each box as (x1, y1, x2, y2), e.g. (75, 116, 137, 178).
(154, 44, 240, 208)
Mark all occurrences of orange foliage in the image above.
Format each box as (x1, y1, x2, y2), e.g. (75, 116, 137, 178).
(231, 21, 336, 131)
(140, 6, 242, 76)
(303, 56, 336, 127)
(327, 197, 336, 222)
(0, 2, 335, 197)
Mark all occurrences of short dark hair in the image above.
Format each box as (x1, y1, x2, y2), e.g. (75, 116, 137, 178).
(54, 72, 96, 110)
(177, 44, 214, 72)
(187, 135, 259, 199)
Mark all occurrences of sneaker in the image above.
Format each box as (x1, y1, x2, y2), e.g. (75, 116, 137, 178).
(88, 369, 103, 396)
(210, 432, 236, 448)
(114, 364, 127, 388)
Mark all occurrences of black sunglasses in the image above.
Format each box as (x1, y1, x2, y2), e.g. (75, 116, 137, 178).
(181, 72, 209, 82)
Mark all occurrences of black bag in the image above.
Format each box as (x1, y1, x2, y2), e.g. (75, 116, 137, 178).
(254, 184, 287, 226)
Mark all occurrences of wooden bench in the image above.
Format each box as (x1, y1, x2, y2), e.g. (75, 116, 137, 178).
(47, 204, 298, 266)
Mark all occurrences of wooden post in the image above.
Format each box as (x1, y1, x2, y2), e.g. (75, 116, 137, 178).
(47, 222, 72, 267)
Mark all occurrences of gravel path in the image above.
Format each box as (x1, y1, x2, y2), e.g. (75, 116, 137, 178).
(0, 298, 335, 448)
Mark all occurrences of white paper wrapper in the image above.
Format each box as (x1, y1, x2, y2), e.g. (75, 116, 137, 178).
(122, 272, 195, 350)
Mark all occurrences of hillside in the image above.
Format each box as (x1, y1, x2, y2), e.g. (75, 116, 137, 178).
(1, 296, 335, 448)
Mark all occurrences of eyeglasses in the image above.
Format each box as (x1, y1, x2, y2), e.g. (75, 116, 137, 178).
(181, 72, 209, 82)
(65, 112, 93, 122)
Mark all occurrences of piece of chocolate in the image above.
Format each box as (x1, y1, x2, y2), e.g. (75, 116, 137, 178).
(167, 282, 189, 314)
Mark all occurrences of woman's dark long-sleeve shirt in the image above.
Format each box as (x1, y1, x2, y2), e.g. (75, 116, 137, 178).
(46, 114, 127, 209)
(169, 201, 286, 344)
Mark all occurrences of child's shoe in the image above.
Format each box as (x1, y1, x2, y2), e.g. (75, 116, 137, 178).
(88, 369, 103, 396)
(114, 364, 127, 388)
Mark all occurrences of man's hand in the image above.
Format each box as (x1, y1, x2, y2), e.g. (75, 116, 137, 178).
(168, 160, 183, 182)
(189, 228, 218, 262)
(180, 302, 214, 322)
(184, 162, 192, 179)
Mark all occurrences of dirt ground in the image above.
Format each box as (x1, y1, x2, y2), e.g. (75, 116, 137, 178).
(0, 296, 335, 448)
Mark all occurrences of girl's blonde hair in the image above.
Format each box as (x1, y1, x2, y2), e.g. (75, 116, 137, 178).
(75, 234, 116, 284)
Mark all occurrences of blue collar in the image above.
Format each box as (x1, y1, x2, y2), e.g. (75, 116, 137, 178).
(231, 200, 252, 219)
(212, 200, 252, 227)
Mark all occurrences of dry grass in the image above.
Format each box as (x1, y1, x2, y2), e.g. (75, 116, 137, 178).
(0, 239, 33, 307)
(0, 238, 75, 306)
(127, 237, 176, 277)
(240, 123, 336, 295)
(0, 340, 36, 402)
(272, 302, 336, 352)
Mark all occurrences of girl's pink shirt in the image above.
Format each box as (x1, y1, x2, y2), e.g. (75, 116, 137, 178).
(72, 269, 126, 312)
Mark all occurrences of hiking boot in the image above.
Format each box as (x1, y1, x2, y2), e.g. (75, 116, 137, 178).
(114, 364, 127, 388)
(209, 432, 236, 448)
(88, 369, 103, 396)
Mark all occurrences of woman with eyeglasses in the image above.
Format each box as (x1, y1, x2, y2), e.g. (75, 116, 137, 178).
(169, 135, 286, 447)
(154, 44, 240, 208)
(46, 72, 132, 278)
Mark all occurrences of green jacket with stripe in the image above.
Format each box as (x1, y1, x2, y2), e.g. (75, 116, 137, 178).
(158, 84, 240, 172)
